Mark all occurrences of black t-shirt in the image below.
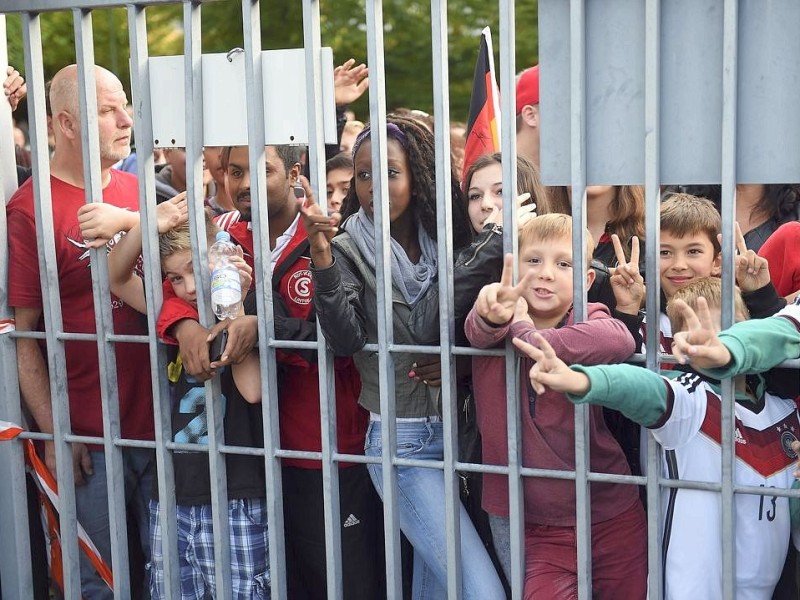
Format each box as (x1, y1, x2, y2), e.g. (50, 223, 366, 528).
(156, 293, 265, 505)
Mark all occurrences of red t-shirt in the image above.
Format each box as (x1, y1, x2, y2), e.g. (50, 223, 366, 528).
(7, 171, 154, 440)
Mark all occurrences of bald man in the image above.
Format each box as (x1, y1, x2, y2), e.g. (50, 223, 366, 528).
(6, 64, 154, 599)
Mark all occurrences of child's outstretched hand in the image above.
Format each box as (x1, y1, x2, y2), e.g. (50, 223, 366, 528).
(297, 175, 340, 268)
(77, 203, 138, 248)
(156, 192, 189, 233)
(475, 253, 534, 325)
(512, 333, 590, 396)
(229, 247, 252, 292)
(724, 223, 770, 293)
(609, 235, 644, 315)
(671, 297, 732, 369)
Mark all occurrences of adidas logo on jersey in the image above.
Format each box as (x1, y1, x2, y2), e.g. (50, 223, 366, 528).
(734, 427, 747, 445)
(343, 514, 360, 528)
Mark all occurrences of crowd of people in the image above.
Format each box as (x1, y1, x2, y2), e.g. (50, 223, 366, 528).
(3, 52, 800, 600)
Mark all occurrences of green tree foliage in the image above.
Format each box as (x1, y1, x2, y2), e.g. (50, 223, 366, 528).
(6, 0, 537, 125)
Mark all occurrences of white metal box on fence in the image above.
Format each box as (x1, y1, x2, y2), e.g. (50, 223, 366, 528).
(148, 47, 337, 147)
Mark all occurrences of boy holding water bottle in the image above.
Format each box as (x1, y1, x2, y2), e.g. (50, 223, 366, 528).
(102, 193, 270, 598)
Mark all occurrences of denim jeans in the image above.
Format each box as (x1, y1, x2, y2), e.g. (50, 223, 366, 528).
(364, 419, 505, 600)
(74, 448, 155, 599)
(488, 513, 512, 583)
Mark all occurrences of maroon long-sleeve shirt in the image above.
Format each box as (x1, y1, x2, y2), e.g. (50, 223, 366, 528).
(465, 303, 639, 526)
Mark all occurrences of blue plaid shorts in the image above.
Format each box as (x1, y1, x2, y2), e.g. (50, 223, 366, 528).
(148, 498, 270, 599)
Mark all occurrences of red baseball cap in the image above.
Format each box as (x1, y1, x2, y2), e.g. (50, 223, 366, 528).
(515, 65, 539, 114)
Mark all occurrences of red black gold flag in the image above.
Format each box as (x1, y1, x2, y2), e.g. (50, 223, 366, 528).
(462, 27, 502, 187)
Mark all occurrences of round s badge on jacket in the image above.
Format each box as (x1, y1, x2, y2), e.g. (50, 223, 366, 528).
(288, 269, 313, 305)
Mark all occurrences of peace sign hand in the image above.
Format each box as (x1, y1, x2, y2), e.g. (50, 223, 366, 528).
(512, 333, 590, 396)
(725, 223, 771, 293)
(671, 296, 732, 369)
(609, 235, 644, 315)
(475, 253, 534, 325)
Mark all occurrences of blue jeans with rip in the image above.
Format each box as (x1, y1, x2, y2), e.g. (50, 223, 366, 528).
(364, 419, 505, 600)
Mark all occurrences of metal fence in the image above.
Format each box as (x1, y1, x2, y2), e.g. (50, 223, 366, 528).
(1, 1, 799, 599)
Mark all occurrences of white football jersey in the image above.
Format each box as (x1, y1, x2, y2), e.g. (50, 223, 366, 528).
(653, 371, 800, 600)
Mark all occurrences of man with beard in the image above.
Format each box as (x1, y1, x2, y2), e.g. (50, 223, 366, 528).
(156, 145, 383, 600)
(7, 64, 155, 599)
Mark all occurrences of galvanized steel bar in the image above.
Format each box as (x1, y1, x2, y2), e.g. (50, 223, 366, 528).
(73, 10, 132, 597)
(126, 12, 182, 593)
(0, 17, 15, 196)
(181, 2, 234, 597)
(644, 0, 663, 598)
(300, 1, 345, 598)
(240, 1, 288, 597)
(430, 1, 462, 598)
(364, 1, 402, 597)
(719, 0, 738, 597)
(20, 11, 82, 597)
(568, 1, 592, 599)
(497, 0, 525, 597)
(0, 14, 35, 600)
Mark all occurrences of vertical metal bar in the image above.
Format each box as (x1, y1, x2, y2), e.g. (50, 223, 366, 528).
(644, 0, 663, 598)
(0, 15, 35, 600)
(430, 1, 461, 598)
(21, 11, 82, 598)
(568, 1, 592, 598)
(300, 2, 344, 598)
(498, 1, 525, 597)
(0, 16, 15, 197)
(182, 2, 234, 597)
(241, 1, 288, 597)
(364, 2, 402, 598)
(126, 4, 181, 597)
(72, 10, 131, 597)
(719, 0, 738, 597)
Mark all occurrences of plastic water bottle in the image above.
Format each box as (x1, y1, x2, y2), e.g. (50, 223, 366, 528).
(209, 231, 242, 320)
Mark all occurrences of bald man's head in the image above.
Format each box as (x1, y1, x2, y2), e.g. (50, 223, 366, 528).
(50, 64, 124, 116)
(49, 64, 132, 165)
(49, 64, 80, 116)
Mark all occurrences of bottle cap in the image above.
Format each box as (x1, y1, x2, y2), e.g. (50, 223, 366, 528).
(215, 231, 231, 243)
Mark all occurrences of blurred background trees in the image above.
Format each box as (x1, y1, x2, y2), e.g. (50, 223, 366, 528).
(6, 0, 538, 125)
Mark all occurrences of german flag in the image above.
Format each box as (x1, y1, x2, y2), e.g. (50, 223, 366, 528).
(462, 27, 502, 187)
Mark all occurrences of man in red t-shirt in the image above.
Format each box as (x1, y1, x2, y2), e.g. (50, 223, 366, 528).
(7, 64, 154, 599)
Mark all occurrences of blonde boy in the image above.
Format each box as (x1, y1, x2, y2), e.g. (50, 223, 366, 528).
(105, 200, 268, 599)
(465, 213, 646, 599)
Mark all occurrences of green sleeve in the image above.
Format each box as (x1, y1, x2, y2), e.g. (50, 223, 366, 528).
(567, 364, 668, 427)
(707, 316, 800, 379)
